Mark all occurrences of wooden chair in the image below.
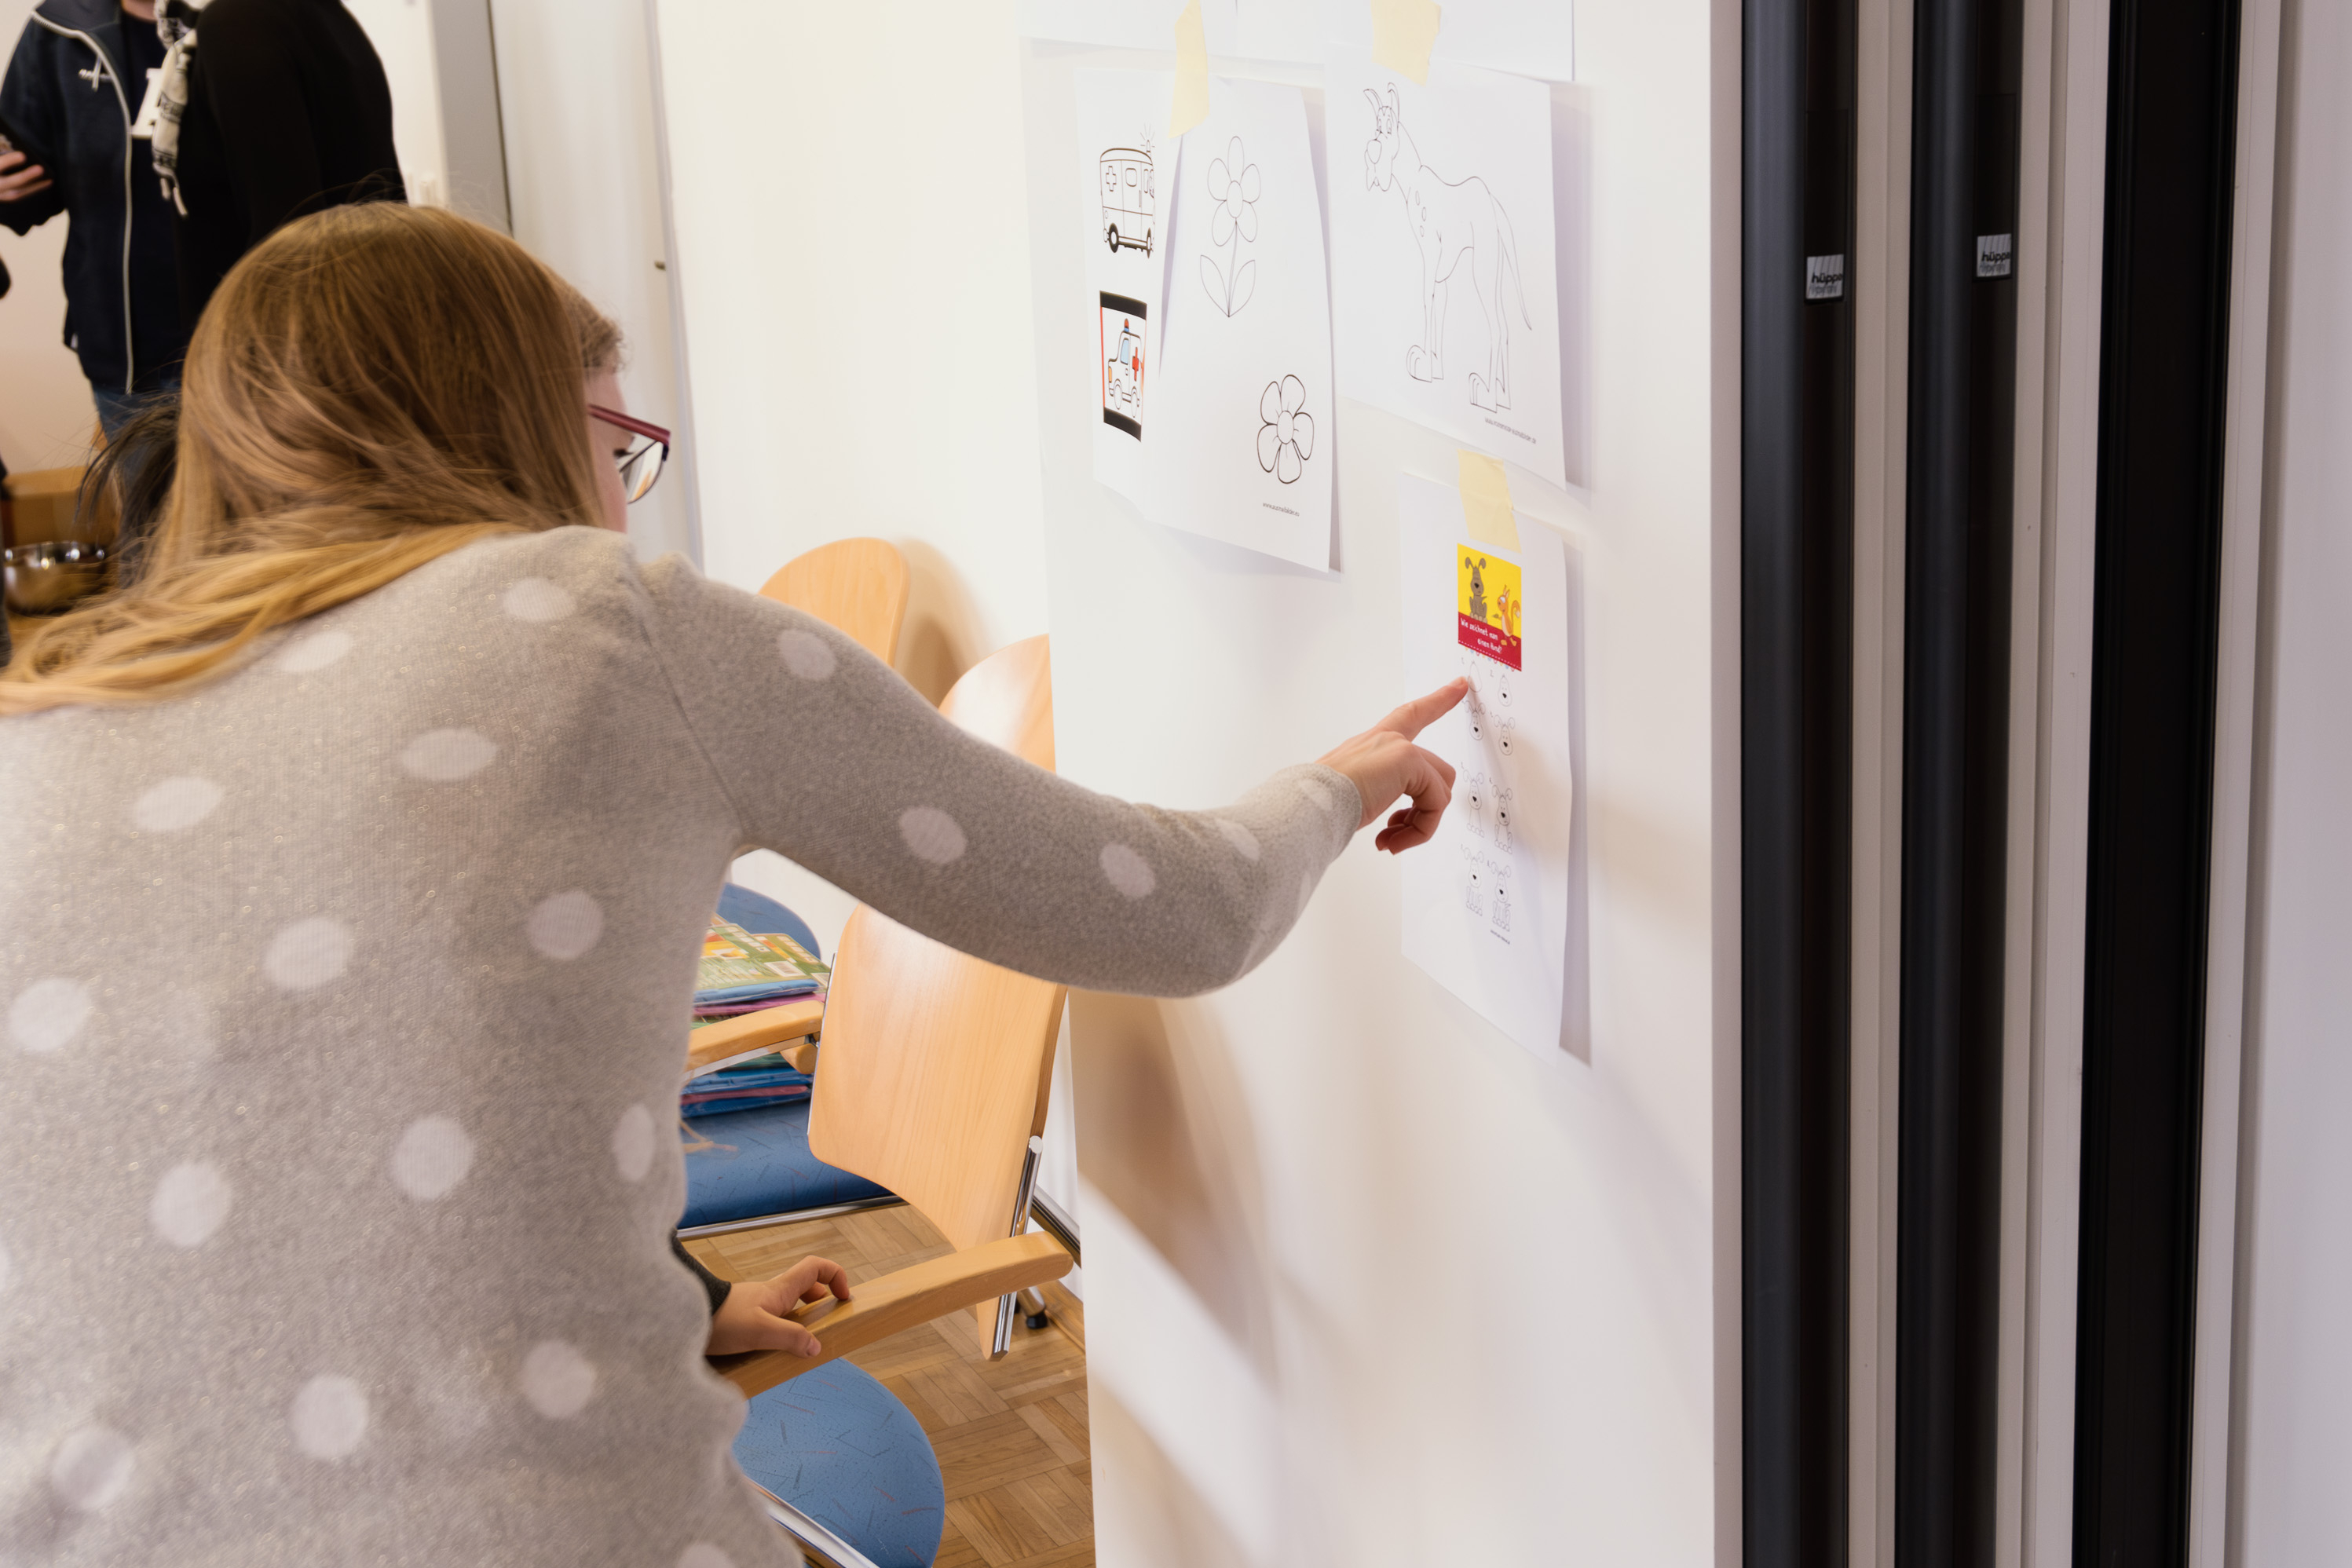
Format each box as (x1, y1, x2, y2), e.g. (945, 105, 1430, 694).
(708, 636, 1069, 1398)
(679, 539, 916, 1080)
(759, 537, 909, 664)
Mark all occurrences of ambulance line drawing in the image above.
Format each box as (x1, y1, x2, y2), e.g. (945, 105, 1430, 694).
(1099, 148, 1155, 256)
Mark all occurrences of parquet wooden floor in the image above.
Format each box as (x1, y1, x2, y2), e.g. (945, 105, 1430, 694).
(687, 1208, 1094, 1568)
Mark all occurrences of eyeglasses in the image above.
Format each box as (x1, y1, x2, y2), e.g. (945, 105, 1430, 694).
(589, 404, 671, 504)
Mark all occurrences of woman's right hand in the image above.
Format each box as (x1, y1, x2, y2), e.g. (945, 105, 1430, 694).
(1315, 678, 1467, 853)
(0, 149, 52, 202)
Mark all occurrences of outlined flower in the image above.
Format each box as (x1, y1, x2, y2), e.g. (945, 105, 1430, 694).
(1208, 138, 1260, 246)
(1200, 136, 1261, 317)
(1256, 375, 1314, 484)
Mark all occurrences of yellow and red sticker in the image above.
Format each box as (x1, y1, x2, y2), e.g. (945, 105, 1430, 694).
(1457, 545, 1523, 670)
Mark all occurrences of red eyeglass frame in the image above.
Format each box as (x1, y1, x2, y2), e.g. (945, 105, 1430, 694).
(588, 404, 671, 503)
(589, 404, 671, 448)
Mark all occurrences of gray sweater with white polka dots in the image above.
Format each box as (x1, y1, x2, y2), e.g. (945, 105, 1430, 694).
(0, 527, 1356, 1566)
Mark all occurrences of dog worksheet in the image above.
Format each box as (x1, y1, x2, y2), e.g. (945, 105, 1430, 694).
(1398, 473, 1575, 1059)
(1327, 52, 1565, 488)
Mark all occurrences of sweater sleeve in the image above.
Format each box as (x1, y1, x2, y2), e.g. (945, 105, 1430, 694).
(0, 27, 68, 235)
(671, 1235, 733, 1316)
(634, 557, 1359, 998)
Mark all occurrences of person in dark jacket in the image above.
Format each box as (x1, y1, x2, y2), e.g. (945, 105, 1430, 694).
(0, 0, 191, 436)
(167, 0, 403, 319)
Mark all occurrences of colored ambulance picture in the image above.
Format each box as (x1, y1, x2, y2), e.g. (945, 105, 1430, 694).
(1106, 316, 1143, 414)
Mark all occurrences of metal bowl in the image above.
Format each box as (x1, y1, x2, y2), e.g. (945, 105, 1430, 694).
(2, 539, 110, 616)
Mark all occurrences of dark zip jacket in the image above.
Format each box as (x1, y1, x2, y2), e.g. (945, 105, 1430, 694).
(171, 0, 403, 319)
(0, 0, 188, 395)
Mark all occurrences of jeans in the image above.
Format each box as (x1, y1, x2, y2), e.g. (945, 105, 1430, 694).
(92, 377, 179, 442)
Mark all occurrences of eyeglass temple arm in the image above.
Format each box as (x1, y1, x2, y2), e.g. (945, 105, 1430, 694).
(588, 403, 671, 447)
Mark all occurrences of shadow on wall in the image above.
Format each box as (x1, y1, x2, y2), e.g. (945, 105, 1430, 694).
(1069, 991, 1277, 1384)
(894, 536, 985, 704)
(1092, 1383, 1258, 1568)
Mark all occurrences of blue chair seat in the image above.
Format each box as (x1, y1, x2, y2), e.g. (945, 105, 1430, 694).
(716, 882, 824, 965)
(735, 1359, 945, 1568)
(681, 1098, 891, 1230)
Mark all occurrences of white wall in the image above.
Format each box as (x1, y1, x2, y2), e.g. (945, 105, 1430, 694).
(0, 0, 107, 474)
(654, 4, 1735, 1562)
(1021, 16, 1732, 1568)
(2233, 0, 2352, 1557)
(649, 0, 1057, 903)
(650, 0, 1052, 689)
(343, 0, 446, 208)
(487, 0, 691, 563)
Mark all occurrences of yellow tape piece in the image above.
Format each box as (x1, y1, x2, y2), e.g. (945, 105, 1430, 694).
(1457, 450, 1520, 550)
(1169, 0, 1209, 137)
(1370, 0, 1443, 85)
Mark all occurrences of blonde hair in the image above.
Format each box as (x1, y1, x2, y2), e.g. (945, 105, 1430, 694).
(2, 204, 621, 715)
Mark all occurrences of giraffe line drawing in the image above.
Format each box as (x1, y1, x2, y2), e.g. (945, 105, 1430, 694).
(1362, 83, 1531, 412)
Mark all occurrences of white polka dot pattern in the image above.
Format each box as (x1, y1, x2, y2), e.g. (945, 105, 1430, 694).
(9, 978, 92, 1054)
(521, 1340, 597, 1417)
(391, 1116, 475, 1201)
(1100, 843, 1157, 899)
(265, 918, 352, 991)
(1294, 774, 1336, 813)
(399, 728, 499, 782)
(133, 776, 222, 833)
(777, 629, 837, 681)
(502, 577, 576, 623)
(679, 1545, 737, 1568)
(1216, 819, 1261, 861)
(526, 891, 604, 961)
(274, 627, 353, 674)
(49, 1425, 134, 1511)
(612, 1104, 656, 1183)
(898, 806, 968, 865)
(151, 1162, 232, 1248)
(0, 1234, 13, 1293)
(289, 1374, 370, 1460)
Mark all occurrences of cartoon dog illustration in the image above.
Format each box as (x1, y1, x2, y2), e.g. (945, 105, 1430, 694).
(1363, 84, 1531, 412)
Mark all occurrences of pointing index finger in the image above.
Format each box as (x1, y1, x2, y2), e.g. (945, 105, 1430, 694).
(1376, 678, 1469, 741)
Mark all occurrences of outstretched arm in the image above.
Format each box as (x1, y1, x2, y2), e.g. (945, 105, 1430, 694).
(638, 557, 1458, 998)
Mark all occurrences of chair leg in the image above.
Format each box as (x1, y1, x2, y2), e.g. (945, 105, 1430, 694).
(991, 1135, 1049, 1358)
(1022, 1286, 1050, 1331)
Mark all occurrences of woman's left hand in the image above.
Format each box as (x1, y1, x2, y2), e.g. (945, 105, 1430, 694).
(706, 1255, 855, 1357)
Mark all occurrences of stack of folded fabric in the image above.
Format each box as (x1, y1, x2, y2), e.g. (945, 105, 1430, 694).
(683, 918, 830, 1117)
(680, 1051, 814, 1117)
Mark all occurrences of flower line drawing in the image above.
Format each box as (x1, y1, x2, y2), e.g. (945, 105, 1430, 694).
(1256, 375, 1314, 484)
(1199, 136, 1260, 318)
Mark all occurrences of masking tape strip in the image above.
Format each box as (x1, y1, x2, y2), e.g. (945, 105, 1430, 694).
(1457, 450, 1520, 551)
(1370, 0, 1443, 85)
(1169, 0, 1209, 137)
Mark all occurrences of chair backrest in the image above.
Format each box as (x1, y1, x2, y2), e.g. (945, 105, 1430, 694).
(935, 633, 1053, 769)
(759, 538, 909, 665)
(809, 637, 1063, 1348)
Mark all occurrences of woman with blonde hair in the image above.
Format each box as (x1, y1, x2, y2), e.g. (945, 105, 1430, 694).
(0, 203, 1461, 1564)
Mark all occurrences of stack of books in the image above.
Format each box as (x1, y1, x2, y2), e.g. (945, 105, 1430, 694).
(683, 918, 829, 1117)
